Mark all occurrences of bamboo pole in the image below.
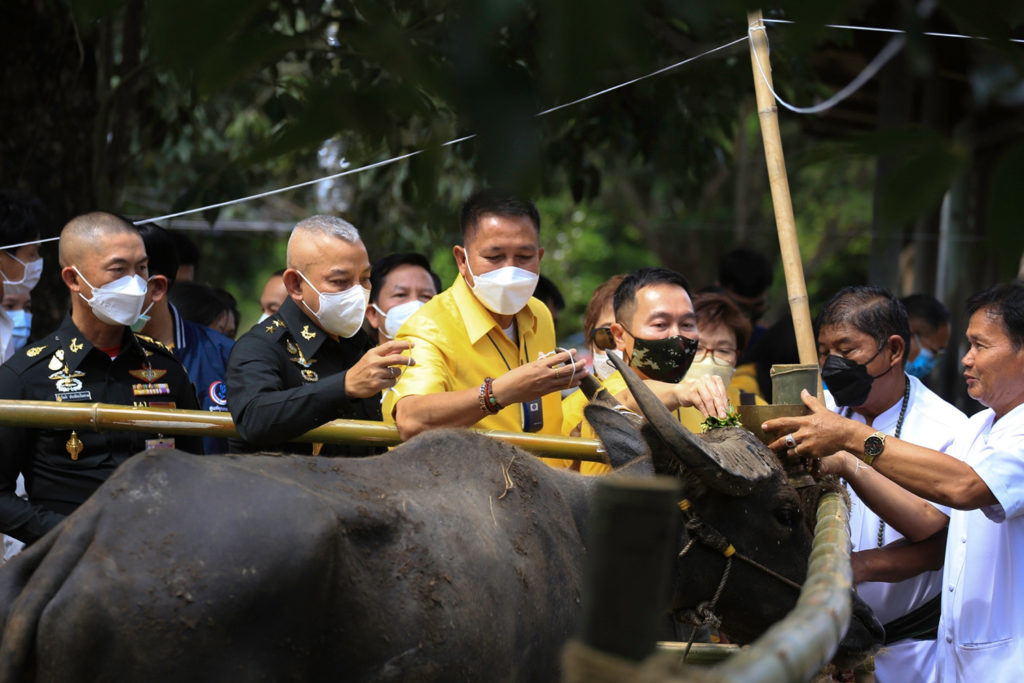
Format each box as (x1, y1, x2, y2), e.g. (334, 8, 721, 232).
(747, 10, 821, 399)
(0, 399, 604, 461)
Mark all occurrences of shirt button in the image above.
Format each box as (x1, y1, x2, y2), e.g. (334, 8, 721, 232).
(948, 585, 954, 592)
(961, 536, 967, 543)
(946, 636, 953, 643)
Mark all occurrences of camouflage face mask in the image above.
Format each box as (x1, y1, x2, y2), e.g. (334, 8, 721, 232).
(623, 326, 699, 384)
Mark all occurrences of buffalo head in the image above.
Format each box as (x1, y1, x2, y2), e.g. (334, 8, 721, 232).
(584, 354, 883, 664)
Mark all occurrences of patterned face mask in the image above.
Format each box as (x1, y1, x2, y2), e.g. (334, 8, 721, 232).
(621, 325, 699, 384)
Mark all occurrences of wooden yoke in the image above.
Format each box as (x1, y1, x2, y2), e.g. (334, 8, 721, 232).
(747, 10, 823, 400)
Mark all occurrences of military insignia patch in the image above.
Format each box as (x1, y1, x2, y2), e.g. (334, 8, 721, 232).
(69, 338, 84, 353)
(26, 346, 46, 357)
(286, 339, 298, 355)
(301, 325, 317, 341)
(301, 369, 319, 382)
(48, 356, 63, 371)
(55, 377, 84, 393)
(129, 367, 167, 383)
(265, 319, 285, 334)
(132, 383, 171, 396)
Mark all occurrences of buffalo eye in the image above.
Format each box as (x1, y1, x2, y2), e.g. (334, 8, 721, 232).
(774, 507, 799, 528)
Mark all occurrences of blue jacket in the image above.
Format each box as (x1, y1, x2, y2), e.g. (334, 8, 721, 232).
(172, 305, 234, 453)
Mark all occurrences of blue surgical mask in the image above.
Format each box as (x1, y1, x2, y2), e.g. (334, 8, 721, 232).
(8, 310, 31, 351)
(906, 339, 940, 378)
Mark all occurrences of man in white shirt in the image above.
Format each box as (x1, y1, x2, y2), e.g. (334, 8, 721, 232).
(814, 286, 967, 682)
(764, 281, 1024, 681)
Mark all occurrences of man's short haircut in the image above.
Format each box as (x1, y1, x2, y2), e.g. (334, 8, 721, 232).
(817, 285, 910, 359)
(459, 189, 540, 244)
(718, 247, 773, 298)
(583, 274, 625, 343)
(901, 293, 951, 330)
(135, 224, 180, 289)
(369, 252, 441, 304)
(535, 275, 565, 313)
(613, 267, 692, 322)
(294, 215, 361, 243)
(58, 212, 137, 266)
(966, 280, 1024, 351)
(693, 292, 753, 354)
(0, 189, 52, 254)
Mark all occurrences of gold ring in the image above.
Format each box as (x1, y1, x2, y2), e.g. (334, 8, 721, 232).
(792, 444, 800, 457)
(554, 366, 561, 378)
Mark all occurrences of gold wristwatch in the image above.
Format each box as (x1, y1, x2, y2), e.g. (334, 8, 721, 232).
(862, 431, 887, 465)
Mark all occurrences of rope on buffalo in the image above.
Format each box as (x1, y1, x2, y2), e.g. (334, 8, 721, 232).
(673, 500, 803, 661)
(561, 639, 692, 683)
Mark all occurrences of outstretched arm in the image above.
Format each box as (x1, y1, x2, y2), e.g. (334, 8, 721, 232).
(764, 390, 995, 510)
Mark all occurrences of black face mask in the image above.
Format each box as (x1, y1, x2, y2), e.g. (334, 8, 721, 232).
(821, 347, 889, 407)
(624, 328, 699, 384)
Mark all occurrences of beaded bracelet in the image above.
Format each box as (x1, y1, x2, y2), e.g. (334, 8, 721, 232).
(478, 380, 493, 415)
(484, 377, 503, 413)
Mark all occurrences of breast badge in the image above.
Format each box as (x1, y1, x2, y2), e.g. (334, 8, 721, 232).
(129, 367, 168, 383)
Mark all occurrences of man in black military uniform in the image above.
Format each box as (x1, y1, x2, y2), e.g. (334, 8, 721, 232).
(0, 212, 199, 545)
(227, 215, 411, 456)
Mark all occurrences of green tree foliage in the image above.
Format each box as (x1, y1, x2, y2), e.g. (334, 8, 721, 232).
(3, 0, 1023, 345)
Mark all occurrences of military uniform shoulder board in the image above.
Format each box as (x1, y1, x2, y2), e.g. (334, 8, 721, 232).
(133, 333, 177, 359)
(263, 318, 287, 334)
(4, 337, 57, 373)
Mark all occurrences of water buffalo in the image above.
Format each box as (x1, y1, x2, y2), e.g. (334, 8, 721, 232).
(0, 364, 881, 681)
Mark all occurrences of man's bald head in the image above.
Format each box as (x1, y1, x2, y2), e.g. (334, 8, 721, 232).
(59, 212, 138, 267)
(286, 215, 362, 272)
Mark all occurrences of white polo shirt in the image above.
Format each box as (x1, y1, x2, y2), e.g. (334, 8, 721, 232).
(830, 375, 967, 683)
(937, 402, 1024, 681)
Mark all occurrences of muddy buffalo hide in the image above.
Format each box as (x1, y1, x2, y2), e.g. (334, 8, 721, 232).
(0, 430, 607, 682)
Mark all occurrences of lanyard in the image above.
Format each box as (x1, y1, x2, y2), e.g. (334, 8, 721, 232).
(485, 326, 530, 371)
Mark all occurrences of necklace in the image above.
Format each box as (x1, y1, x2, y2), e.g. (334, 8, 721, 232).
(846, 376, 910, 547)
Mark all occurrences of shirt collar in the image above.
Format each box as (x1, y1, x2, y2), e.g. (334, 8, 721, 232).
(450, 274, 538, 345)
(277, 297, 328, 358)
(56, 315, 143, 372)
(169, 303, 187, 350)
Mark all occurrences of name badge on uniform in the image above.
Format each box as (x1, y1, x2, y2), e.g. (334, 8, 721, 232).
(132, 383, 171, 396)
(522, 399, 544, 433)
(145, 437, 175, 450)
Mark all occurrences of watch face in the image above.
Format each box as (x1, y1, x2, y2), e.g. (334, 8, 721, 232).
(865, 435, 884, 457)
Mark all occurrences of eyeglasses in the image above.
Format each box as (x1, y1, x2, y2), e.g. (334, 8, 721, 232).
(693, 345, 737, 365)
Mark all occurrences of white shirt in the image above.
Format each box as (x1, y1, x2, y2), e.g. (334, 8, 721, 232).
(829, 375, 968, 683)
(937, 402, 1024, 681)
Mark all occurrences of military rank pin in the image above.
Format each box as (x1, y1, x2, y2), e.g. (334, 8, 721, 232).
(66, 431, 83, 460)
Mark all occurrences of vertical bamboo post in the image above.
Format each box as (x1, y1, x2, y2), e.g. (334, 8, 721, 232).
(747, 10, 822, 399)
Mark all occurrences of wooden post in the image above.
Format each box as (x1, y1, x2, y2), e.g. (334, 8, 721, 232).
(747, 10, 821, 398)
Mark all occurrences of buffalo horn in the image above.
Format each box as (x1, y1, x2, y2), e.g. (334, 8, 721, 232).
(606, 352, 772, 495)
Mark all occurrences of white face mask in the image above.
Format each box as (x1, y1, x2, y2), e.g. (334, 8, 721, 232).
(2, 255, 43, 296)
(297, 270, 369, 338)
(591, 349, 622, 381)
(464, 256, 539, 316)
(74, 267, 147, 327)
(372, 300, 423, 339)
(257, 311, 271, 324)
(682, 355, 736, 387)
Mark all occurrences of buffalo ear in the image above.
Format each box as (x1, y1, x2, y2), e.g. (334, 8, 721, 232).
(584, 403, 650, 469)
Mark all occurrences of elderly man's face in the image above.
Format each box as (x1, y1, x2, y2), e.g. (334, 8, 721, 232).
(962, 308, 1024, 418)
(289, 234, 371, 314)
(376, 264, 436, 313)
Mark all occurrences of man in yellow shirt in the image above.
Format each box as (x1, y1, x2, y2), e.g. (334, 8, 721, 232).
(383, 190, 585, 467)
(562, 267, 729, 473)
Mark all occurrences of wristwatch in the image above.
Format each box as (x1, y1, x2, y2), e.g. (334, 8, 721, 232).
(862, 431, 887, 465)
